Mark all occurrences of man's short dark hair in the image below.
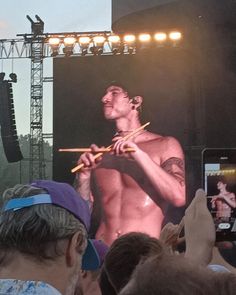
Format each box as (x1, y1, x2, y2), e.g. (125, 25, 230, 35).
(99, 232, 164, 294)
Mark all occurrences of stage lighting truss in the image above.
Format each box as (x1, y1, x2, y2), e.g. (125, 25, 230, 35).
(46, 30, 183, 57)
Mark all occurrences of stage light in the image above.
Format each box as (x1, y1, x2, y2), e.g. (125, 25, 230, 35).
(0, 72, 5, 82)
(9, 73, 17, 83)
(48, 37, 60, 45)
(108, 35, 122, 54)
(64, 37, 76, 45)
(124, 34, 136, 43)
(124, 34, 136, 54)
(63, 37, 76, 57)
(154, 32, 167, 42)
(91, 35, 106, 55)
(93, 36, 106, 44)
(79, 36, 90, 44)
(138, 33, 151, 42)
(169, 31, 182, 41)
(108, 35, 120, 43)
(48, 37, 60, 56)
(79, 36, 90, 55)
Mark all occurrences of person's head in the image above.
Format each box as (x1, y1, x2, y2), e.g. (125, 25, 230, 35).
(216, 176, 229, 191)
(101, 82, 143, 121)
(0, 180, 101, 293)
(217, 181, 227, 191)
(99, 232, 165, 294)
(119, 254, 236, 295)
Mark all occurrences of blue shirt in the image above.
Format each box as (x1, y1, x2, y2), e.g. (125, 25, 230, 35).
(0, 279, 62, 294)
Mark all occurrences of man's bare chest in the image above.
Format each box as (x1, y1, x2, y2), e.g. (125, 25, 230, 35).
(95, 155, 143, 185)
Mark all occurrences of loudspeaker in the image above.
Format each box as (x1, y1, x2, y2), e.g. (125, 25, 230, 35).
(0, 81, 23, 162)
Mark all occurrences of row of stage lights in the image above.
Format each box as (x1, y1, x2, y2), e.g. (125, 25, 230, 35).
(46, 31, 183, 57)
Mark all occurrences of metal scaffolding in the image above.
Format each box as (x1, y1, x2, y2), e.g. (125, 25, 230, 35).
(29, 37, 45, 180)
(0, 15, 49, 181)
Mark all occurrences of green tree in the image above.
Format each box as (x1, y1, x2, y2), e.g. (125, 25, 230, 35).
(0, 135, 52, 195)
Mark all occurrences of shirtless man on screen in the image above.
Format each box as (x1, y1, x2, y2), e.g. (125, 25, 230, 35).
(211, 180, 236, 220)
(75, 82, 186, 245)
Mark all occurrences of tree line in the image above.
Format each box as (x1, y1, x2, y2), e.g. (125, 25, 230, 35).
(0, 135, 52, 195)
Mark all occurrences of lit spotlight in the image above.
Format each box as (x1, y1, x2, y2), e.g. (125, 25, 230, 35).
(48, 37, 60, 45)
(79, 36, 90, 55)
(154, 32, 167, 42)
(138, 33, 151, 42)
(79, 36, 90, 44)
(64, 37, 76, 45)
(91, 35, 106, 55)
(93, 36, 106, 44)
(124, 34, 136, 43)
(124, 34, 136, 54)
(108, 35, 122, 54)
(48, 37, 60, 56)
(63, 37, 76, 57)
(108, 35, 120, 43)
(169, 31, 182, 41)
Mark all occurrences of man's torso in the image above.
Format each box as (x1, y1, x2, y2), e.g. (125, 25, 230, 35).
(93, 133, 171, 244)
(216, 192, 234, 218)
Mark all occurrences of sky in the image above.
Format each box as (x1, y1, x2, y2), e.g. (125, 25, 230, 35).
(0, 0, 111, 136)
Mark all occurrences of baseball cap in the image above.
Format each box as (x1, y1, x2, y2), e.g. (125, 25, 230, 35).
(3, 180, 109, 271)
(83, 239, 109, 271)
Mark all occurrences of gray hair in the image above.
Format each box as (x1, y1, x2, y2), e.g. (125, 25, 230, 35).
(0, 184, 87, 264)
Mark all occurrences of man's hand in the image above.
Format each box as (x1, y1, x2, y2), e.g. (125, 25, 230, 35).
(184, 189, 215, 266)
(111, 136, 139, 159)
(78, 144, 103, 177)
(159, 221, 184, 254)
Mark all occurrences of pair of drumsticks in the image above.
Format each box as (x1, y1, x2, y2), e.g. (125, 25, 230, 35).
(59, 122, 150, 173)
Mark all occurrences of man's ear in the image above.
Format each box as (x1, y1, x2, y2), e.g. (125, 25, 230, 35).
(66, 231, 83, 267)
(130, 96, 143, 108)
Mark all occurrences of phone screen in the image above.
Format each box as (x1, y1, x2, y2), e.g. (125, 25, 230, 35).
(203, 149, 236, 241)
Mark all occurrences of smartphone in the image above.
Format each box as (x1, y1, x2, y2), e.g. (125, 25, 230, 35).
(202, 148, 236, 241)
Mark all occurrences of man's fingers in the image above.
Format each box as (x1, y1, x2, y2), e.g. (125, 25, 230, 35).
(177, 217, 184, 236)
(185, 189, 207, 217)
(90, 144, 102, 152)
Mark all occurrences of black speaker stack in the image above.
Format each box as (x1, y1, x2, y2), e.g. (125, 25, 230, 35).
(0, 80, 23, 162)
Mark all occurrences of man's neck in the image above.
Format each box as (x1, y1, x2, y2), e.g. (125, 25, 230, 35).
(220, 188, 227, 194)
(115, 117, 141, 136)
(0, 254, 69, 295)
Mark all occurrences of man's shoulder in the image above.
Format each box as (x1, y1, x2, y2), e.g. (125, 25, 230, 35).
(0, 279, 61, 295)
(144, 133, 181, 147)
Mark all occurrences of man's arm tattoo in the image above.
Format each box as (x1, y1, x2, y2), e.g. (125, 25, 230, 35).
(161, 157, 185, 185)
(74, 175, 94, 211)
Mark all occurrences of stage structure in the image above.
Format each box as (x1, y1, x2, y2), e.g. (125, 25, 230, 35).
(0, 15, 183, 181)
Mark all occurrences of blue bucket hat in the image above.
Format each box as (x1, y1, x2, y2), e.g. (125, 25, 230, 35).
(3, 180, 109, 271)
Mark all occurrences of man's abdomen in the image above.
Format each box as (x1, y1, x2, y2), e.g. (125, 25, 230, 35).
(96, 187, 165, 245)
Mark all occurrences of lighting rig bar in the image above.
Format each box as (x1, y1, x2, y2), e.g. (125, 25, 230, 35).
(0, 30, 183, 59)
(46, 30, 183, 57)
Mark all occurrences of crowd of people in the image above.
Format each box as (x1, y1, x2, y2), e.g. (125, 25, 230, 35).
(0, 82, 235, 294)
(0, 182, 236, 295)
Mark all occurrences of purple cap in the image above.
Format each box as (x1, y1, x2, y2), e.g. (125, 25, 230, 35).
(82, 239, 109, 271)
(31, 180, 91, 230)
(3, 180, 109, 271)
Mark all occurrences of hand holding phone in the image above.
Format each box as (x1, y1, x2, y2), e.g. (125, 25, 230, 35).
(202, 148, 236, 241)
